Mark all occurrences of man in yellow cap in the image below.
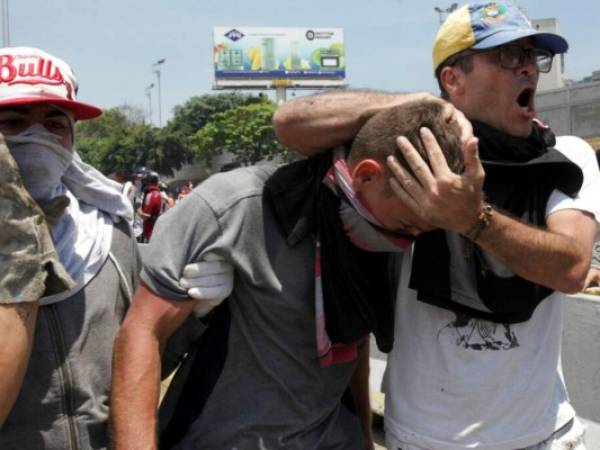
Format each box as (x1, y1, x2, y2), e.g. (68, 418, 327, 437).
(272, 1, 600, 448)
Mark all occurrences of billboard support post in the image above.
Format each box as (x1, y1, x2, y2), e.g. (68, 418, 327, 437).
(275, 87, 287, 105)
(152, 58, 166, 127)
(145, 83, 155, 124)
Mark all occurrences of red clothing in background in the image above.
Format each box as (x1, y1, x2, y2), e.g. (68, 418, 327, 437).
(142, 185, 162, 240)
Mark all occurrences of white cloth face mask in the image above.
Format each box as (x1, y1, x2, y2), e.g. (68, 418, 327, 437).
(6, 124, 73, 202)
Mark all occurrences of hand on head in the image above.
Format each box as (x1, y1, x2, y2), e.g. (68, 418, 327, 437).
(440, 103, 473, 148)
(386, 127, 484, 235)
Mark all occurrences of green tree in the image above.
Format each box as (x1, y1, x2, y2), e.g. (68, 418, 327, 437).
(75, 107, 193, 176)
(166, 92, 269, 136)
(75, 108, 131, 170)
(191, 102, 285, 166)
(126, 126, 192, 176)
(75, 93, 277, 177)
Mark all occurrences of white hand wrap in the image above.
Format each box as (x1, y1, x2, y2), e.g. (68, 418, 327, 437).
(180, 253, 234, 317)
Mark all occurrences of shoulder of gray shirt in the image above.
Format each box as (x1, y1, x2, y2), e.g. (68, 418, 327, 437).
(191, 163, 280, 216)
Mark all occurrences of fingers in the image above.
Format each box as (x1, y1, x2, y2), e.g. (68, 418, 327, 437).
(418, 127, 452, 177)
(396, 134, 436, 187)
(456, 112, 473, 145)
(182, 259, 233, 279)
(181, 256, 234, 302)
(441, 102, 456, 123)
(584, 272, 592, 290)
(185, 271, 234, 301)
(584, 268, 600, 289)
(444, 106, 473, 146)
(584, 271, 595, 290)
(188, 283, 233, 301)
(462, 136, 485, 185)
(386, 155, 421, 213)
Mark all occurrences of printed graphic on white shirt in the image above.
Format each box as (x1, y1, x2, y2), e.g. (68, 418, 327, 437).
(437, 312, 519, 351)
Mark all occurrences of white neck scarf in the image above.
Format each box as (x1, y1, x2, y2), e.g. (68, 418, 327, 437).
(6, 123, 134, 305)
(39, 188, 114, 305)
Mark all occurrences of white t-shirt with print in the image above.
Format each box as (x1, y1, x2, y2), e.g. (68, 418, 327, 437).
(384, 136, 600, 450)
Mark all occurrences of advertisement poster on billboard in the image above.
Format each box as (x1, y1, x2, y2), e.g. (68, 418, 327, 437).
(213, 27, 345, 86)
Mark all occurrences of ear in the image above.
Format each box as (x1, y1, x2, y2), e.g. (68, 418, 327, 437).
(440, 65, 466, 99)
(350, 159, 385, 192)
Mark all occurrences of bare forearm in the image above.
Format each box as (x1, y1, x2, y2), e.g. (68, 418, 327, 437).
(111, 326, 162, 450)
(474, 210, 594, 293)
(110, 282, 197, 449)
(0, 302, 38, 426)
(273, 90, 435, 155)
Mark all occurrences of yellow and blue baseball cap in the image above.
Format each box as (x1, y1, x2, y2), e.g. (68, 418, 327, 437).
(433, 1, 568, 71)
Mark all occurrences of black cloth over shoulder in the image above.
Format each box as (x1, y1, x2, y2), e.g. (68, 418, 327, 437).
(264, 152, 395, 353)
(409, 121, 584, 323)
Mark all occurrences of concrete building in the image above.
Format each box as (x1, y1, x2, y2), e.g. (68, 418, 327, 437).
(530, 17, 600, 141)
(533, 18, 566, 93)
(536, 77, 600, 139)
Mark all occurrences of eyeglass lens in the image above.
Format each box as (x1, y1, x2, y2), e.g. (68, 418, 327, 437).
(499, 45, 553, 73)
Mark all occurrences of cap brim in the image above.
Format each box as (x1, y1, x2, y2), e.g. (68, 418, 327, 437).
(0, 95, 102, 120)
(472, 29, 568, 54)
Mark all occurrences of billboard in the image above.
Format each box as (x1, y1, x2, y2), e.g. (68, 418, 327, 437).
(213, 27, 345, 88)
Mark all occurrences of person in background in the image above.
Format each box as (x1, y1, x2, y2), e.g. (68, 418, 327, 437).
(176, 182, 192, 203)
(137, 171, 162, 243)
(131, 167, 149, 242)
(0, 46, 140, 450)
(159, 181, 170, 213)
(112, 170, 137, 212)
(167, 190, 176, 209)
(121, 170, 136, 208)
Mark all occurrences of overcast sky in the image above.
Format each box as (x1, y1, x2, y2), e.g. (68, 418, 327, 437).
(10, 0, 600, 125)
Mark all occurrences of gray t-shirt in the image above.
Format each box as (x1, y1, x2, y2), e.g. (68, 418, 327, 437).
(142, 164, 364, 450)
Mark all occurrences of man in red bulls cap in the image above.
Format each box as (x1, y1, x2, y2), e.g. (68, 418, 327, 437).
(0, 47, 141, 450)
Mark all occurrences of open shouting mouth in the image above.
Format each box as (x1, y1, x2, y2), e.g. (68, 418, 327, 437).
(516, 87, 535, 113)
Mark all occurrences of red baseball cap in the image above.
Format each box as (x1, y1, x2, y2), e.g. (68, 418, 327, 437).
(0, 47, 102, 120)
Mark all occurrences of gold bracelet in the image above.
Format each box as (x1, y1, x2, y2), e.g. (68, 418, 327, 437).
(464, 203, 493, 241)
